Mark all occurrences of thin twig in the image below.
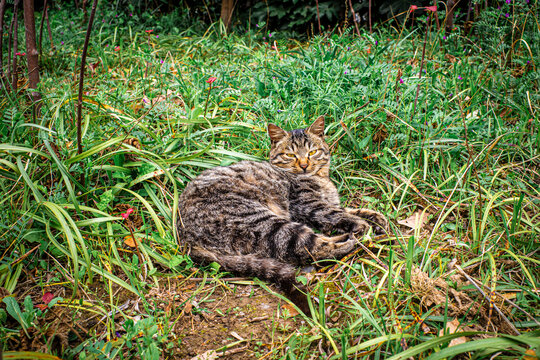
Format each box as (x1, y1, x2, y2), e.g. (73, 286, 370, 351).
(455, 265, 521, 335)
(76, 0, 98, 155)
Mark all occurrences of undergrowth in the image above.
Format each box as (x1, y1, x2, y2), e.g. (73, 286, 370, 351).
(0, 2, 539, 359)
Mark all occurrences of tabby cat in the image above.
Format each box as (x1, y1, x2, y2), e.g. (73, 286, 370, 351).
(177, 116, 388, 312)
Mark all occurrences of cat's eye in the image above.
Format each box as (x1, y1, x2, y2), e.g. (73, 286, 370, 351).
(308, 150, 317, 156)
(285, 153, 296, 158)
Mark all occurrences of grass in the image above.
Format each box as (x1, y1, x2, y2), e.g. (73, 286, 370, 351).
(1, 2, 539, 359)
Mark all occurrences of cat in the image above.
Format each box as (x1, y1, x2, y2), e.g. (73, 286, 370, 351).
(177, 116, 388, 313)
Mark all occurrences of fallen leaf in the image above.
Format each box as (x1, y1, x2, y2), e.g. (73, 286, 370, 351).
(42, 292, 54, 304)
(398, 211, 428, 230)
(439, 318, 467, 347)
(124, 236, 139, 247)
(281, 303, 299, 318)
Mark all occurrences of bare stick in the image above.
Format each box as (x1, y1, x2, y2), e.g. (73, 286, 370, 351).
(368, 0, 372, 33)
(455, 265, 521, 335)
(11, 0, 20, 92)
(76, 0, 98, 155)
(0, 0, 7, 77)
(45, 0, 54, 50)
(410, 15, 430, 124)
(6, 1, 14, 82)
(347, 0, 361, 37)
(315, 0, 321, 34)
(38, 0, 48, 56)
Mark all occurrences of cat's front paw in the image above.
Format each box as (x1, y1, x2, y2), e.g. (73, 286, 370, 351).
(346, 208, 389, 235)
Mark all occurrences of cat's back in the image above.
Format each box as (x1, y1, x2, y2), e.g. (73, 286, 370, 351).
(179, 161, 291, 214)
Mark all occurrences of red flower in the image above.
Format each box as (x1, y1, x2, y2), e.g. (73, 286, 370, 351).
(145, 29, 153, 33)
(15, 52, 26, 56)
(121, 208, 134, 220)
(425, 5, 437, 12)
(206, 77, 217, 84)
(410, 5, 418, 11)
(114, 46, 120, 51)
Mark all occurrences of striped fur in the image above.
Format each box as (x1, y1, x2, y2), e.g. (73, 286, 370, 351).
(177, 116, 388, 312)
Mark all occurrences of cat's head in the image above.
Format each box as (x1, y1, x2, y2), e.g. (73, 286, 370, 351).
(268, 116, 330, 177)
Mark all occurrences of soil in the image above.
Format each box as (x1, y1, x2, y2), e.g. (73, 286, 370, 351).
(2, 275, 305, 359)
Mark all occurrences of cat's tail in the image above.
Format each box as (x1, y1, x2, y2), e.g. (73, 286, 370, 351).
(189, 245, 310, 314)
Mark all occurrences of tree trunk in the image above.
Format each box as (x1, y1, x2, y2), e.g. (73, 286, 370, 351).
(23, 0, 41, 104)
(445, 0, 455, 35)
(220, 0, 234, 30)
(11, 0, 20, 92)
(0, 0, 7, 77)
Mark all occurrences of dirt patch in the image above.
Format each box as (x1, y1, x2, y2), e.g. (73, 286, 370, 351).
(1, 276, 303, 359)
(146, 279, 302, 359)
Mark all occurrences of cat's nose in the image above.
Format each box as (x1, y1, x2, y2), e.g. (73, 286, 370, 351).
(299, 162, 308, 170)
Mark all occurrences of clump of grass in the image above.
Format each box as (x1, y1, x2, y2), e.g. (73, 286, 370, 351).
(0, 1, 538, 358)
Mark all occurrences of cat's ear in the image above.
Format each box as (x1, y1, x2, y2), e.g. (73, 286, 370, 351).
(268, 123, 288, 143)
(307, 116, 325, 137)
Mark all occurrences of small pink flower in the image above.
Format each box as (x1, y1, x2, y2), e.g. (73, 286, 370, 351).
(145, 29, 153, 33)
(121, 208, 134, 220)
(410, 5, 418, 11)
(206, 77, 217, 84)
(443, 35, 447, 40)
(156, 35, 159, 38)
(399, 78, 404, 84)
(129, 13, 133, 16)
(114, 46, 120, 51)
(458, 75, 463, 80)
(426, 5, 437, 12)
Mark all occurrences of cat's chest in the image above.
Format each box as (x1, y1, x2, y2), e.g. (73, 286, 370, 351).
(292, 175, 340, 206)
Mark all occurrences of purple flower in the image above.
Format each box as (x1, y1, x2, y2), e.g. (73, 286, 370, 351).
(505, 13, 510, 17)
(506, 0, 511, 3)
(256, 24, 260, 28)
(277, 110, 282, 113)
(269, 33, 273, 37)
(375, 41, 378, 45)
(458, 75, 463, 80)
(156, 35, 159, 38)
(105, 44, 109, 47)
(344, 70, 348, 74)
(399, 78, 404, 84)
(527, 60, 530, 64)
(129, 13, 133, 16)
(61, 41, 64, 45)
(263, 37, 266, 40)
(443, 35, 447, 40)
(347, 46, 350, 50)
(102, 19, 105, 22)
(160, 60, 164, 64)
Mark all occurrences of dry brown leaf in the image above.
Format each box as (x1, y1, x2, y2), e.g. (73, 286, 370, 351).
(281, 303, 299, 318)
(398, 211, 428, 230)
(124, 236, 139, 248)
(439, 318, 468, 347)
